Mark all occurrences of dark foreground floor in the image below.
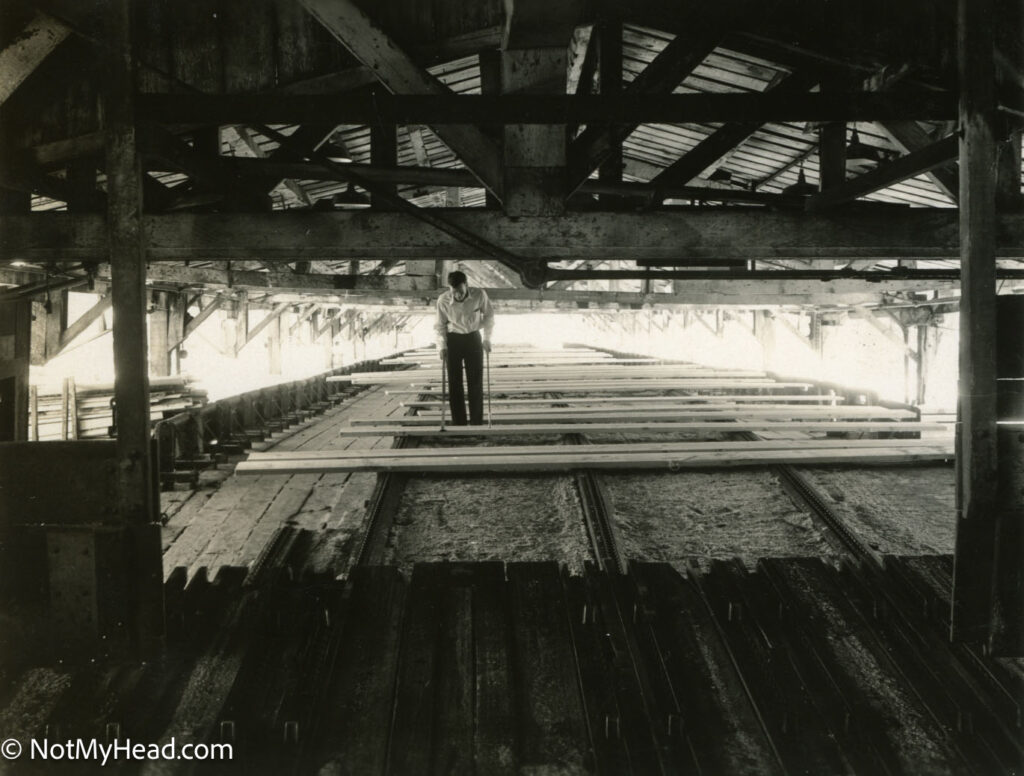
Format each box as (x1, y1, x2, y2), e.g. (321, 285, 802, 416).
(0, 555, 1021, 776)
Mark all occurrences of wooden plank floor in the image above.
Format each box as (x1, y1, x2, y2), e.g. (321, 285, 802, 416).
(160, 385, 408, 580)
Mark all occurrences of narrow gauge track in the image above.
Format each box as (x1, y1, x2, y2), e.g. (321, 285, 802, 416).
(718, 428, 1024, 776)
(569, 417, 1023, 776)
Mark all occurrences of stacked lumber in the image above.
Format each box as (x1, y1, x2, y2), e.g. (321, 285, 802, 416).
(236, 438, 954, 475)
(349, 406, 919, 427)
(29, 375, 208, 441)
(335, 420, 949, 437)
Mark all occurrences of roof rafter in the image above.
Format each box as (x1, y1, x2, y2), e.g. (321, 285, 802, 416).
(297, 0, 504, 200)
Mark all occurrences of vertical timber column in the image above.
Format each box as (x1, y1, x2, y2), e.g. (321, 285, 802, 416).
(105, 0, 163, 651)
(149, 291, 170, 376)
(370, 124, 397, 209)
(991, 298, 1024, 653)
(951, 0, 1000, 644)
(0, 186, 31, 442)
(479, 50, 503, 210)
(0, 300, 32, 442)
(268, 312, 282, 375)
(501, 0, 578, 217)
(597, 15, 623, 208)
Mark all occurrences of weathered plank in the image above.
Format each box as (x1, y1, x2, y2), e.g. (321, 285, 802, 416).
(237, 444, 954, 474)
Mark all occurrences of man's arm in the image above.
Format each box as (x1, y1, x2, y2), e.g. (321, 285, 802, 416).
(434, 296, 449, 354)
(479, 289, 495, 348)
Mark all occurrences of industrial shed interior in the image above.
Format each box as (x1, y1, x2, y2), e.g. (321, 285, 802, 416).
(1, 0, 1024, 773)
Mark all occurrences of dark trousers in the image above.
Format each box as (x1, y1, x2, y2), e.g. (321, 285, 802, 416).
(446, 330, 484, 425)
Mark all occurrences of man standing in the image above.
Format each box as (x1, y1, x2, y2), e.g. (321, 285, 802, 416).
(435, 270, 494, 425)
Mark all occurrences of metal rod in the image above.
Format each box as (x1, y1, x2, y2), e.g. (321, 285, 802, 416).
(486, 347, 492, 428)
(440, 350, 447, 432)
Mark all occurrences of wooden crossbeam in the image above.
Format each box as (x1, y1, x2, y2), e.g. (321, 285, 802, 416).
(8, 210, 1020, 262)
(851, 307, 919, 360)
(648, 71, 821, 192)
(135, 92, 957, 126)
(237, 443, 953, 474)
(287, 303, 318, 336)
(0, 11, 70, 105)
(172, 294, 223, 349)
(298, 0, 503, 199)
(806, 135, 959, 212)
(56, 294, 111, 355)
(222, 125, 314, 207)
(879, 121, 959, 202)
(239, 303, 288, 351)
(566, 1, 751, 192)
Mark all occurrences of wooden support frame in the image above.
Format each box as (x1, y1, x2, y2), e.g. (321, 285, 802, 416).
(172, 294, 223, 349)
(0, 11, 70, 105)
(851, 307, 919, 361)
(135, 92, 958, 126)
(952, 0, 1002, 646)
(566, 0, 755, 192)
(298, 0, 503, 200)
(55, 294, 111, 356)
(104, 0, 163, 652)
(239, 302, 288, 353)
(647, 71, 821, 193)
(806, 135, 958, 212)
(878, 120, 960, 203)
(10, 210, 1024, 262)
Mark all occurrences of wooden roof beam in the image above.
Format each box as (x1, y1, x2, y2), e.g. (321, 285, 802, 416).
(878, 120, 960, 203)
(566, 0, 755, 193)
(298, 0, 504, 201)
(0, 11, 70, 106)
(135, 92, 958, 126)
(9, 210, 1020, 261)
(805, 134, 958, 211)
(648, 71, 821, 194)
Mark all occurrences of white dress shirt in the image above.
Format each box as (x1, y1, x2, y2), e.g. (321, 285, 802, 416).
(434, 287, 494, 349)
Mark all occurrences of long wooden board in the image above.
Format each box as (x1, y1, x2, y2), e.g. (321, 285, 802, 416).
(236, 445, 954, 474)
(411, 405, 895, 419)
(401, 395, 846, 407)
(247, 437, 950, 462)
(351, 407, 918, 426)
(349, 368, 769, 384)
(336, 420, 948, 437)
(383, 382, 816, 393)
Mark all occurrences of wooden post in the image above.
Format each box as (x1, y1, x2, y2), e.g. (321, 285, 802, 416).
(370, 124, 397, 209)
(268, 311, 282, 375)
(597, 15, 623, 208)
(916, 325, 929, 406)
(951, 0, 1000, 644)
(0, 299, 32, 442)
(43, 289, 67, 362)
(0, 181, 31, 442)
(234, 290, 248, 357)
(60, 377, 69, 440)
(818, 121, 846, 192)
(148, 291, 170, 376)
(29, 384, 38, 441)
(167, 292, 185, 374)
(479, 49, 502, 210)
(67, 376, 78, 440)
(105, 0, 163, 652)
(991, 297, 1024, 653)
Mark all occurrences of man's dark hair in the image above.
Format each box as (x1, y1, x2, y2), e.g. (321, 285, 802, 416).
(447, 270, 468, 287)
